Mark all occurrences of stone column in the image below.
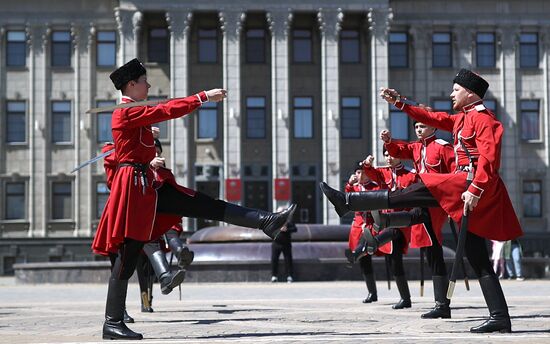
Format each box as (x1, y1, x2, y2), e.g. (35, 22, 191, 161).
(498, 26, 520, 208)
(115, 7, 142, 63)
(409, 26, 431, 102)
(166, 10, 193, 228)
(85, 24, 95, 236)
(71, 23, 82, 235)
(267, 9, 292, 212)
(368, 7, 392, 161)
(542, 28, 550, 167)
(28, 24, 50, 237)
(454, 27, 474, 68)
(318, 8, 343, 224)
(219, 10, 245, 203)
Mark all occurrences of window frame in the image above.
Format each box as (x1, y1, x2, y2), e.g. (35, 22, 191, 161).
(476, 32, 496, 68)
(6, 30, 27, 67)
(389, 32, 408, 68)
(519, 32, 539, 69)
(245, 28, 266, 64)
(432, 99, 454, 142)
(4, 181, 26, 220)
(293, 96, 314, 139)
(340, 96, 361, 139)
(292, 29, 313, 64)
(51, 100, 72, 144)
(147, 27, 169, 64)
(522, 180, 542, 218)
(196, 102, 218, 139)
(96, 100, 115, 143)
(198, 28, 218, 64)
(520, 99, 541, 142)
(389, 105, 410, 141)
(246, 96, 267, 139)
(432, 32, 452, 68)
(95, 181, 110, 219)
(51, 181, 72, 221)
(51, 30, 72, 67)
(6, 100, 27, 144)
(96, 31, 117, 67)
(340, 29, 360, 64)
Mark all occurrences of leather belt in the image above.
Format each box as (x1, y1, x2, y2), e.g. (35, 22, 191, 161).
(118, 162, 148, 194)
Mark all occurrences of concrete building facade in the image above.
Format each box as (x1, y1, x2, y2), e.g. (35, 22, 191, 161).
(0, 0, 549, 273)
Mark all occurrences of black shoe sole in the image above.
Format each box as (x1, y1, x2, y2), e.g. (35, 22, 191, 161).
(161, 270, 186, 295)
(178, 248, 194, 269)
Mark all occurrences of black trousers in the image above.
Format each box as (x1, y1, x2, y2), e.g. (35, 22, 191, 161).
(409, 208, 447, 276)
(387, 229, 406, 277)
(271, 242, 293, 277)
(389, 181, 494, 279)
(109, 239, 145, 280)
(156, 183, 226, 220)
(359, 254, 373, 275)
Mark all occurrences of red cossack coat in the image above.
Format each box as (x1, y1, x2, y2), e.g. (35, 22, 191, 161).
(362, 164, 419, 253)
(384, 134, 456, 245)
(395, 101, 523, 241)
(345, 181, 380, 251)
(92, 93, 207, 256)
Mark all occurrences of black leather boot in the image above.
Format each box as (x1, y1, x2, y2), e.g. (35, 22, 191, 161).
(362, 273, 378, 303)
(393, 275, 412, 309)
(166, 233, 195, 269)
(140, 292, 153, 313)
(470, 275, 512, 333)
(421, 275, 451, 319)
(149, 251, 186, 295)
(320, 182, 389, 217)
(123, 309, 134, 323)
(351, 228, 396, 262)
(372, 211, 413, 231)
(103, 278, 143, 340)
(223, 203, 297, 240)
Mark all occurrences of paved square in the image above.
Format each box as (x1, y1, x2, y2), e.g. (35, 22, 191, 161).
(1, 277, 549, 343)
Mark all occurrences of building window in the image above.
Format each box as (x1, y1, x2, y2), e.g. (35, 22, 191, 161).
(433, 100, 453, 142)
(198, 29, 217, 63)
(293, 97, 313, 138)
(520, 100, 540, 141)
(341, 97, 361, 138)
(389, 105, 409, 140)
(51, 31, 71, 67)
(292, 29, 312, 63)
(5, 182, 25, 220)
(245, 29, 265, 63)
(6, 101, 26, 143)
(96, 31, 116, 67)
(476, 32, 495, 68)
(340, 30, 360, 63)
(148, 28, 169, 63)
(197, 102, 217, 139)
(96, 101, 114, 143)
(6, 31, 26, 67)
(523, 180, 541, 217)
(96, 182, 109, 219)
(432, 32, 452, 68)
(519, 33, 538, 68)
(52, 101, 71, 143)
(52, 182, 72, 220)
(389, 32, 408, 68)
(246, 97, 266, 139)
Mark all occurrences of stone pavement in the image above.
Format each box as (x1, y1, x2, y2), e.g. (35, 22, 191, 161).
(1, 277, 549, 344)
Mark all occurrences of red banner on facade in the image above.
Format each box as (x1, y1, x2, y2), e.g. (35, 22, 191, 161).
(274, 178, 291, 201)
(225, 178, 242, 201)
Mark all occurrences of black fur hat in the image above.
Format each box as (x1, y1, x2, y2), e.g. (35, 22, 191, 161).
(452, 69, 489, 98)
(109, 58, 146, 90)
(353, 161, 363, 172)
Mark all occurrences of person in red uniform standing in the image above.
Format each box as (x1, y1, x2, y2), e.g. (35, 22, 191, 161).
(370, 122, 456, 319)
(94, 58, 296, 340)
(320, 69, 522, 333)
(345, 162, 380, 304)
(358, 151, 417, 310)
